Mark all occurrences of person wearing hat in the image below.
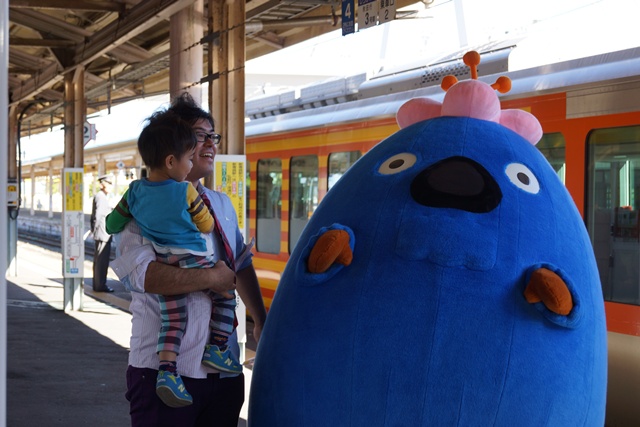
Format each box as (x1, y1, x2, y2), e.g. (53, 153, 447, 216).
(91, 174, 114, 292)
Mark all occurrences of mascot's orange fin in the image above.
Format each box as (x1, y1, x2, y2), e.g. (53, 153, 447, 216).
(307, 229, 353, 273)
(524, 268, 573, 315)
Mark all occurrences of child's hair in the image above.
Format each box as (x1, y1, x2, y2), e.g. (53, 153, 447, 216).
(169, 92, 215, 129)
(138, 109, 197, 170)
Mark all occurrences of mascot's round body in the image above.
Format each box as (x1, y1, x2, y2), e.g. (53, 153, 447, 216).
(249, 65, 607, 426)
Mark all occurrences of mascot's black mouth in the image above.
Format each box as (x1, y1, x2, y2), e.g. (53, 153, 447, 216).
(410, 156, 502, 213)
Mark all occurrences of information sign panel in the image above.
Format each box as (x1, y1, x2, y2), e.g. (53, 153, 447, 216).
(213, 155, 248, 354)
(62, 168, 84, 277)
(214, 155, 246, 235)
(83, 121, 97, 145)
(379, 0, 396, 24)
(357, 0, 378, 30)
(342, 0, 355, 35)
(7, 179, 18, 208)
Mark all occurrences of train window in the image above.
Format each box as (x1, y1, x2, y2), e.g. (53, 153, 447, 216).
(328, 151, 362, 190)
(587, 125, 640, 306)
(537, 133, 566, 184)
(289, 155, 319, 252)
(256, 159, 282, 254)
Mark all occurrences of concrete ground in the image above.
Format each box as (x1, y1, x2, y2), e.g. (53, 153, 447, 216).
(6, 241, 254, 426)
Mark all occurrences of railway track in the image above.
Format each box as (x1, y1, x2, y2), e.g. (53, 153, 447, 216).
(18, 229, 114, 260)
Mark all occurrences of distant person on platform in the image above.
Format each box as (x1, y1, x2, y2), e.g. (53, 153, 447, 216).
(91, 174, 114, 293)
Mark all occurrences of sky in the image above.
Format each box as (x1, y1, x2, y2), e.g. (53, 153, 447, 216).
(20, 0, 640, 162)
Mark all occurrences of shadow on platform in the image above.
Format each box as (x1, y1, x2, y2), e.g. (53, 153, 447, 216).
(8, 240, 253, 426)
(6, 280, 131, 427)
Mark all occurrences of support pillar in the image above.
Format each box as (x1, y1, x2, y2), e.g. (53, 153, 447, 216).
(29, 167, 35, 215)
(134, 153, 143, 180)
(7, 106, 18, 277)
(170, 0, 204, 103)
(208, 0, 245, 156)
(207, 0, 247, 362)
(62, 66, 86, 312)
(48, 165, 53, 218)
(95, 155, 105, 197)
(227, 0, 245, 156)
(1, 0, 9, 418)
(206, 0, 227, 189)
(113, 168, 119, 195)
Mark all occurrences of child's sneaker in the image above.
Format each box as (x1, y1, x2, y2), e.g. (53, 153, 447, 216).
(156, 370, 193, 408)
(202, 344, 243, 374)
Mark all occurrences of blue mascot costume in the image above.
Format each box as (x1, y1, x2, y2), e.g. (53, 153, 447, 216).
(249, 51, 607, 426)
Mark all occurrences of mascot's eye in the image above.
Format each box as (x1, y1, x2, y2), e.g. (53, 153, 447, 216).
(505, 163, 540, 194)
(378, 153, 417, 175)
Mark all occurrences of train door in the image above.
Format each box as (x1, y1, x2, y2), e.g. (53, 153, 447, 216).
(289, 155, 319, 252)
(328, 151, 362, 190)
(586, 125, 640, 306)
(256, 159, 282, 254)
(537, 133, 566, 184)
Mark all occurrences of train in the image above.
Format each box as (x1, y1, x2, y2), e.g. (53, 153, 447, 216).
(244, 41, 640, 425)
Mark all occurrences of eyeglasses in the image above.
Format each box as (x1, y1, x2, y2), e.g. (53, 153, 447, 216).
(195, 131, 222, 145)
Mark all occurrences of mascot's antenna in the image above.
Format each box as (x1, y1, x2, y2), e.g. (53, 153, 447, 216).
(441, 51, 511, 94)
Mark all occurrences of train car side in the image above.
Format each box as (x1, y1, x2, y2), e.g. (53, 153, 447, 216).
(246, 118, 399, 308)
(246, 47, 640, 426)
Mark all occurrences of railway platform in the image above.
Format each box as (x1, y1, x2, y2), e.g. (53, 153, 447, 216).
(6, 240, 255, 427)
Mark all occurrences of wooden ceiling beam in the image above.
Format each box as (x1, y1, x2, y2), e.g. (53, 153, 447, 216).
(10, 0, 193, 106)
(39, 88, 65, 101)
(250, 32, 284, 50)
(73, 0, 195, 64)
(9, 49, 53, 68)
(9, 9, 90, 42)
(9, 68, 37, 75)
(10, 37, 76, 47)
(107, 41, 153, 64)
(10, 0, 126, 13)
(10, 60, 64, 103)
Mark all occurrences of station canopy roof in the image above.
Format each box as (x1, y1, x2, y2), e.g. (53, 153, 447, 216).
(8, 0, 417, 137)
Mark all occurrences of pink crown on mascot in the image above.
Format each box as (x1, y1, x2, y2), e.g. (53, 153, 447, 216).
(397, 51, 543, 145)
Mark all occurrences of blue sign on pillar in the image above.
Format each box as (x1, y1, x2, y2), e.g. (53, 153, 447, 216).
(342, 0, 355, 36)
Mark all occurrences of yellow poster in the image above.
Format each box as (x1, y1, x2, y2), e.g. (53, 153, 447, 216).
(214, 155, 246, 232)
(63, 169, 84, 212)
(214, 155, 248, 344)
(7, 181, 18, 207)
